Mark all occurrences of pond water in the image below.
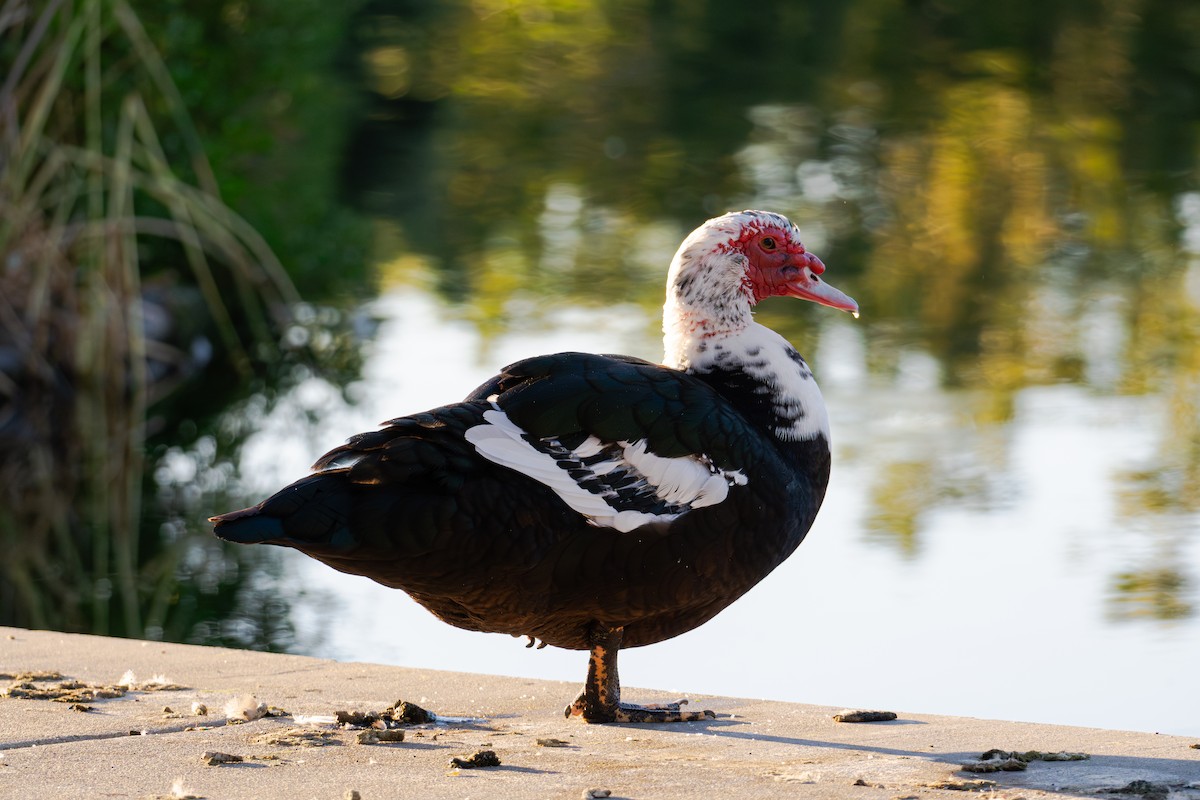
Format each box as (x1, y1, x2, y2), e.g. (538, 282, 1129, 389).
(235, 285, 1200, 737)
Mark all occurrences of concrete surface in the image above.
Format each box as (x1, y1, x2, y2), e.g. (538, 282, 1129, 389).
(1, 626, 1198, 799)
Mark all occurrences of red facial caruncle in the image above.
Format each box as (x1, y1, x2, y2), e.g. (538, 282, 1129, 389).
(733, 223, 858, 314)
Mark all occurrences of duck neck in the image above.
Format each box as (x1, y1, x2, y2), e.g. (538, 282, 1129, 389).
(661, 246, 831, 449)
(662, 264, 754, 372)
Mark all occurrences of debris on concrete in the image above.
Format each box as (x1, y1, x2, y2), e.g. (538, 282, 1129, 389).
(832, 709, 897, 723)
(201, 751, 244, 766)
(357, 728, 405, 744)
(389, 699, 435, 724)
(292, 714, 338, 725)
(375, 728, 407, 742)
(961, 756, 1028, 772)
(224, 695, 267, 723)
(118, 671, 187, 692)
(3, 678, 126, 702)
(335, 698, 436, 731)
(223, 695, 286, 723)
(449, 749, 501, 769)
(922, 778, 998, 791)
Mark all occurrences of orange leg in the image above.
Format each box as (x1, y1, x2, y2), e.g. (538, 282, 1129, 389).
(564, 625, 715, 723)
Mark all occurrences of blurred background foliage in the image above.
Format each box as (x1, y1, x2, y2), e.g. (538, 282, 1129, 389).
(0, 0, 364, 646)
(1, 0, 1197, 646)
(136, 0, 369, 295)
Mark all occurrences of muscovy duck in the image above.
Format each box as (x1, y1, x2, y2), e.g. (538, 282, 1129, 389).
(211, 210, 858, 723)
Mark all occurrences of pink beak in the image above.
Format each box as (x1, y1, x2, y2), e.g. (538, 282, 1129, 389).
(783, 254, 859, 315)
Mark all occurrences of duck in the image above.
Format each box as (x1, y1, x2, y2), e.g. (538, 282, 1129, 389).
(211, 209, 858, 723)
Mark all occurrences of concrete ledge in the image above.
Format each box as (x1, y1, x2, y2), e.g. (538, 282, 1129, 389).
(2, 626, 1198, 799)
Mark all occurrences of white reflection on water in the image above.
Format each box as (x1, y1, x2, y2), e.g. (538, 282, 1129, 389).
(237, 288, 1200, 736)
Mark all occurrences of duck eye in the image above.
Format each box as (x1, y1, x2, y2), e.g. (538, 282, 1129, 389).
(760, 236, 777, 251)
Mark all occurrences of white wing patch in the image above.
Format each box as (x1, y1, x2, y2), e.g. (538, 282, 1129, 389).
(463, 407, 747, 533)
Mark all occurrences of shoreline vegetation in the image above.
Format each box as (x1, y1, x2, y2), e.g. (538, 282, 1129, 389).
(0, 0, 352, 642)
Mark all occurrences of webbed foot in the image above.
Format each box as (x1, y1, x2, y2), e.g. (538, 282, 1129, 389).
(565, 693, 714, 723)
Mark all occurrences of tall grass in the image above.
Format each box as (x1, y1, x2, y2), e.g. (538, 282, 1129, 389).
(0, 0, 300, 635)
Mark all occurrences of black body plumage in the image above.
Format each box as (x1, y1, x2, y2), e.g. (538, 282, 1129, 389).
(213, 351, 828, 651)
